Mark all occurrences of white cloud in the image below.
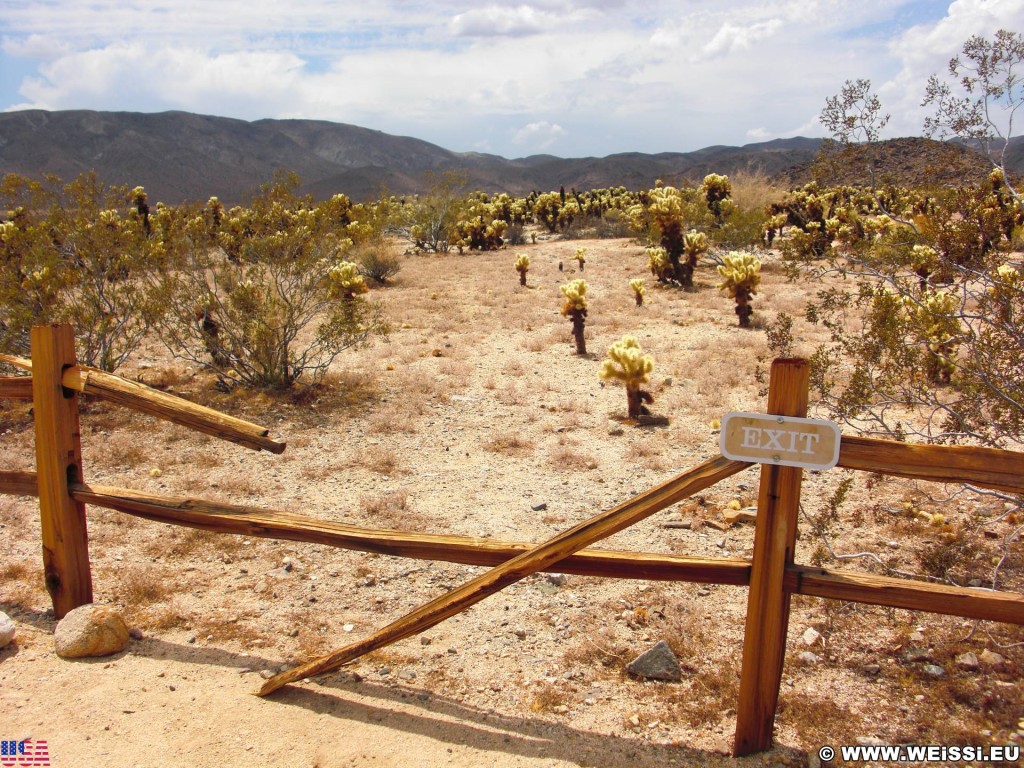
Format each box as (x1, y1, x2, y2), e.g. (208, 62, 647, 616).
(450, 5, 549, 37)
(699, 19, 784, 59)
(512, 120, 566, 149)
(0, 0, 1018, 157)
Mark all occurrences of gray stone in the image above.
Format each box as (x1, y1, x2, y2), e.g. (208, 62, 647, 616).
(546, 573, 569, 587)
(922, 664, 945, 678)
(903, 647, 930, 662)
(54, 604, 129, 658)
(956, 652, 979, 671)
(531, 503, 548, 512)
(0, 611, 15, 649)
(626, 640, 682, 682)
(798, 651, 820, 665)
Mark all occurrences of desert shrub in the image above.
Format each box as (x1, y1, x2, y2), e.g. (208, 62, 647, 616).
(355, 239, 402, 284)
(153, 173, 388, 390)
(0, 172, 164, 371)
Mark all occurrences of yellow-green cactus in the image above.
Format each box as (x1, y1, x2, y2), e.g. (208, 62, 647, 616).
(514, 253, 530, 286)
(575, 247, 587, 270)
(717, 251, 761, 327)
(906, 290, 961, 383)
(680, 229, 709, 286)
(600, 335, 654, 419)
(328, 260, 369, 300)
(560, 278, 589, 354)
(647, 246, 672, 283)
(629, 278, 646, 307)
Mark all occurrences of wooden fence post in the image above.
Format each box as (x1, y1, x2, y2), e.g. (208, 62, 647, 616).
(733, 358, 809, 756)
(30, 324, 92, 618)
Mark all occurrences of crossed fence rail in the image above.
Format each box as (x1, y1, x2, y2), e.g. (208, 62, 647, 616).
(2, 324, 1021, 756)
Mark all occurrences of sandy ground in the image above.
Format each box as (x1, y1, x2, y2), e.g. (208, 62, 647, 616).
(1, 236, 1022, 768)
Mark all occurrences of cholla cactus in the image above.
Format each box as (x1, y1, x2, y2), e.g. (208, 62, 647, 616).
(575, 247, 587, 271)
(681, 229, 708, 287)
(514, 253, 530, 286)
(911, 245, 938, 291)
(328, 260, 369, 300)
(600, 335, 654, 419)
(647, 247, 672, 283)
(560, 278, 589, 355)
(701, 173, 732, 225)
(908, 290, 961, 384)
(717, 251, 761, 327)
(629, 278, 646, 307)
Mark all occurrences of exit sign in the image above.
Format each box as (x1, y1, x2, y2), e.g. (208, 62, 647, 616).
(719, 412, 841, 470)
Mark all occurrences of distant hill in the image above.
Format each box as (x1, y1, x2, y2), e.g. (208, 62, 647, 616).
(0, 110, 1018, 204)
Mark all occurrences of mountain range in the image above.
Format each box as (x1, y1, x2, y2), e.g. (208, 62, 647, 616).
(0, 109, 1019, 205)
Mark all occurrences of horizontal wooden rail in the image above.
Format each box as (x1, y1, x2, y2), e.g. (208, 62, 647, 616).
(0, 470, 751, 585)
(4, 469, 1018, 627)
(838, 436, 1024, 494)
(0, 376, 33, 399)
(0, 354, 285, 454)
(788, 565, 1024, 625)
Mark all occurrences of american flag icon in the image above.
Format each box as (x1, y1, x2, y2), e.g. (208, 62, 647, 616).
(0, 739, 50, 766)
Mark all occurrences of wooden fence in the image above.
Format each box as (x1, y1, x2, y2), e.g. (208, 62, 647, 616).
(1, 324, 1022, 756)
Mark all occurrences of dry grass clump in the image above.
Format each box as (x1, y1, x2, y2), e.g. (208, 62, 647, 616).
(483, 431, 535, 457)
(116, 565, 174, 606)
(549, 445, 598, 471)
(529, 681, 570, 713)
(352, 444, 404, 475)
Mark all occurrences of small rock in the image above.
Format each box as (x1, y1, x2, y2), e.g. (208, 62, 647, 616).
(399, 669, 417, 681)
(801, 627, 821, 647)
(128, 627, 144, 641)
(956, 652, 979, 671)
(628, 714, 641, 727)
(903, 647, 930, 663)
(420, 636, 432, 646)
(607, 423, 625, 436)
(922, 664, 945, 678)
(54, 604, 129, 659)
(531, 503, 548, 512)
(862, 664, 881, 675)
(0, 611, 15, 649)
(546, 573, 569, 587)
(798, 651, 820, 665)
(513, 627, 528, 640)
(626, 640, 682, 682)
(980, 649, 1005, 666)
(343, 624, 355, 633)
(378, 667, 391, 676)
(553, 705, 569, 714)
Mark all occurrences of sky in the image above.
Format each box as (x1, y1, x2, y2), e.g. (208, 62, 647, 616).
(0, 0, 1020, 159)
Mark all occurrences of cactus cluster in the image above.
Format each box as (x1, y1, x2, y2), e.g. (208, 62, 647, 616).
(717, 252, 761, 327)
(629, 278, 646, 307)
(560, 278, 589, 355)
(514, 253, 530, 286)
(600, 335, 655, 419)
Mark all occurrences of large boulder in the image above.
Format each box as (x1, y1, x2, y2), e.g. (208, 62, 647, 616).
(54, 604, 129, 658)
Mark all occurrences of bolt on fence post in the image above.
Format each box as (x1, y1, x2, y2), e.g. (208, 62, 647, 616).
(30, 324, 92, 618)
(733, 358, 809, 756)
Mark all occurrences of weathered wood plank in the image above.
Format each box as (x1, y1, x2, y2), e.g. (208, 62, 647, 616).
(257, 454, 749, 696)
(789, 566, 1024, 625)
(64, 366, 286, 454)
(0, 376, 33, 399)
(734, 359, 809, 757)
(838, 436, 1024, 494)
(30, 325, 93, 618)
(1, 351, 285, 454)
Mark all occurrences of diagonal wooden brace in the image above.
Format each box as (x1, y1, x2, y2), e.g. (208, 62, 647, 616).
(257, 454, 748, 696)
